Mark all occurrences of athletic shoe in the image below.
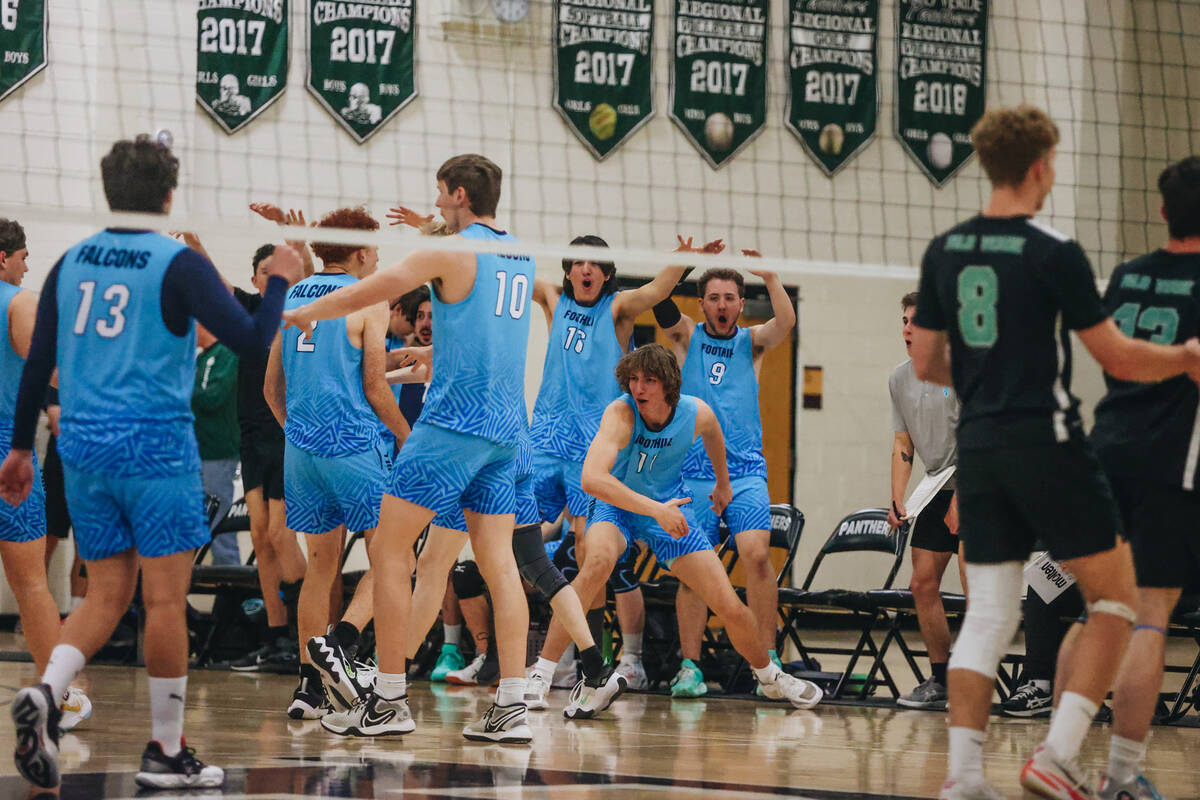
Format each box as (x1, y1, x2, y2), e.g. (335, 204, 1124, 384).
(1097, 772, 1167, 800)
(938, 777, 1006, 800)
(431, 644, 465, 682)
(476, 651, 501, 687)
(897, 677, 948, 709)
(134, 741, 224, 789)
(287, 676, 328, 720)
(759, 671, 823, 709)
(614, 658, 648, 691)
(564, 669, 627, 720)
(11, 683, 61, 789)
(320, 692, 415, 737)
(446, 653, 487, 686)
(463, 702, 533, 744)
(669, 659, 708, 698)
(524, 669, 551, 711)
(1095, 704, 1113, 724)
(552, 657, 579, 689)
(755, 652, 785, 697)
(307, 635, 371, 711)
(1001, 681, 1053, 717)
(1021, 745, 1096, 800)
(58, 687, 92, 733)
(230, 638, 295, 672)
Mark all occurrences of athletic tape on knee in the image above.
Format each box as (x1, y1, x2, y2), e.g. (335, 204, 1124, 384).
(513, 524, 569, 600)
(1088, 599, 1137, 625)
(948, 561, 1024, 678)
(451, 560, 486, 599)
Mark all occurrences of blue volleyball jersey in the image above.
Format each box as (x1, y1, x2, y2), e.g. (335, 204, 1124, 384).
(531, 291, 622, 460)
(680, 325, 766, 480)
(55, 230, 198, 477)
(386, 332, 406, 405)
(0, 283, 24, 425)
(420, 223, 533, 445)
(610, 394, 698, 502)
(281, 272, 382, 458)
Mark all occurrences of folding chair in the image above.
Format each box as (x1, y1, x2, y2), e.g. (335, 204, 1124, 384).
(189, 496, 260, 666)
(1163, 594, 1200, 723)
(776, 507, 909, 699)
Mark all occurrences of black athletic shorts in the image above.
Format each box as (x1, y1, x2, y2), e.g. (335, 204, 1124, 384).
(1106, 474, 1200, 589)
(957, 438, 1121, 564)
(43, 435, 71, 539)
(240, 430, 285, 501)
(911, 489, 958, 554)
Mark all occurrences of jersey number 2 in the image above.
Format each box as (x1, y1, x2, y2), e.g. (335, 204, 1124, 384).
(296, 322, 317, 352)
(73, 281, 130, 338)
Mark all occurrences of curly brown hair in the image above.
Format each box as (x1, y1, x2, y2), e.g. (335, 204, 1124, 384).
(615, 344, 682, 407)
(971, 105, 1060, 188)
(310, 206, 379, 265)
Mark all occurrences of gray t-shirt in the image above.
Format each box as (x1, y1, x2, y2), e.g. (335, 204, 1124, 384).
(889, 359, 960, 481)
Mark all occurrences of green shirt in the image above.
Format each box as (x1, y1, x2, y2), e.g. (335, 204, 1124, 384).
(192, 343, 241, 460)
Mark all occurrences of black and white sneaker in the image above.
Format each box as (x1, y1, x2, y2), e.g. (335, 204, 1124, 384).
(563, 668, 627, 720)
(307, 635, 371, 711)
(11, 684, 61, 789)
(1000, 681, 1053, 718)
(287, 676, 328, 720)
(463, 702, 533, 744)
(134, 741, 224, 789)
(320, 692, 415, 737)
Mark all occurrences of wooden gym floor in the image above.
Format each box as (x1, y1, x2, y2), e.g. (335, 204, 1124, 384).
(0, 659, 1197, 800)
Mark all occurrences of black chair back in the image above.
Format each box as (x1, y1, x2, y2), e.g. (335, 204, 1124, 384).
(800, 507, 908, 591)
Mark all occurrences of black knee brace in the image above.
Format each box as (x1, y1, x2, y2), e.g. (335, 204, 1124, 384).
(513, 524, 569, 601)
(451, 559, 486, 599)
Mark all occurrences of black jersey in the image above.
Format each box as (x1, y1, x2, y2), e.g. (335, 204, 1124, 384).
(913, 215, 1108, 451)
(234, 287, 284, 440)
(1090, 250, 1200, 490)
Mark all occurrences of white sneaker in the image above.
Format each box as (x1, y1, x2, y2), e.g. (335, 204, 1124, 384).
(463, 702, 533, 744)
(552, 658, 579, 689)
(446, 653, 487, 686)
(321, 692, 415, 737)
(59, 687, 92, 733)
(524, 669, 551, 711)
(564, 670, 627, 720)
(614, 658, 648, 690)
(1021, 745, 1095, 800)
(759, 671, 823, 709)
(939, 777, 1007, 800)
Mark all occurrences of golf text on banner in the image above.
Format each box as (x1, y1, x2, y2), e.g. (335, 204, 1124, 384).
(894, 0, 988, 186)
(308, 0, 416, 144)
(671, 0, 768, 170)
(196, 0, 290, 135)
(786, 0, 878, 177)
(0, 0, 46, 104)
(553, 0, 655, 161)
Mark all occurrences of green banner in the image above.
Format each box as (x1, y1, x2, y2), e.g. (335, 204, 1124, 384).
(786, 0, 878, 177)
(308, 0, 416, 144)
(553, 0, 654, 161)
(0, 0, 47, 103)
(671, 0, 768, 169)
(895, 0, 988, 186)
(196, 0, 289, 135)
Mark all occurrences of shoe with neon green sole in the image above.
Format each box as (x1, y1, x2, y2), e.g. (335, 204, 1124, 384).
(670, 659, 708, 698)
(430, 644, 465, 682)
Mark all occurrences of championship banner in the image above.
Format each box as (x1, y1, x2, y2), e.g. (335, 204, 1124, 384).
(553, 0, 654, 161)
(196, 0, 289, 135)
(894, 0, 988, 187)
(0, 0, 47, 104)
(785, 0, 878, 177)
(671, 0, 768, 169)
(308, 0, 416, 144)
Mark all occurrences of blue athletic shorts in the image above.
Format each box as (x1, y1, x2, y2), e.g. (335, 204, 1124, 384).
(285, 440, 392, 534)
(684, 475, 771, 547)
(63, 465, 207, 560)
(0, 432, 45, 543)
(392, 423, 517, 519)
(532, 451, 590, 521)
(586, 497, 711, 568)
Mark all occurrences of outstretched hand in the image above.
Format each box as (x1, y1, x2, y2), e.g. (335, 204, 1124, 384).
(249, 202, 286, 224)
(387, 206, 435, 230)
(393, 345, 432, 373)
(263, 243, 305, 287)
(674, 235, 725, 255)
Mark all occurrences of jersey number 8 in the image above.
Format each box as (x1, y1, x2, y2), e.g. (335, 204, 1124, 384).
(957, 266, 998, 348)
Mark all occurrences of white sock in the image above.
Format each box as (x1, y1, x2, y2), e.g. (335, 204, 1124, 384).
(496, 677, 526, 707)
(68, 596, 84, 613)
(948, 726, 986, 784)
(621, 632, 643, 661)
(42, 644, 86, 702)
(534, 657, 557, 677)
(1106, 734, 1145, 783)
(751, 661, 781, 685)
(1044, 691, 1099, 763)
(375, 671, 406, 700)
(443, 624, 462, 647)
(149, 676, 187, 758)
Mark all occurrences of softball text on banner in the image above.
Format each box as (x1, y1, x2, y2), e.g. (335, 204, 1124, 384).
(196, 0, 289, 135)
(553, 0, 654, 161)
(0, 0, 47, 104)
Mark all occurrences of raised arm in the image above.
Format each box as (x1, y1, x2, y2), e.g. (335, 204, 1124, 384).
(533, 277, 561, 328)
(361, 303, 412, 445)
(251, 203, 315, 278)
(747, 267, 796, 352)
(263, 332, 287, 428)
(612, 236, 723, 322)
(694, 400, 731, 516)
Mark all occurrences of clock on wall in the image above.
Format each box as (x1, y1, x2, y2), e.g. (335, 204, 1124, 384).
(492, 0, 530, 23)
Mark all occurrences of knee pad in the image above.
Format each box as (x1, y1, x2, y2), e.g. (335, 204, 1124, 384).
(1088, 599, 1137, 625)
(609, 543, 640, 594)
(513, 524, 569, 600)
(451, 560, 486, 599)
(948, 561, 1023, 678)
